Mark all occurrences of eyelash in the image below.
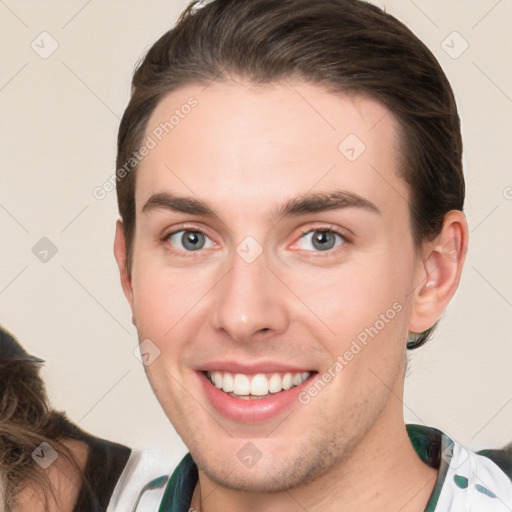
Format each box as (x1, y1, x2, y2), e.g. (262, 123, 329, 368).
(161, 224, 350, 257)
(294, 226, 349, 256)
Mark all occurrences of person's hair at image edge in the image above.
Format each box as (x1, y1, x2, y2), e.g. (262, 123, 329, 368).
(115, 0, 465, 350)
(0, 327, 96, 511)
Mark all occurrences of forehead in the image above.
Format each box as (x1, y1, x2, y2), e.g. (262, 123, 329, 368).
(136, 79, 407, 220)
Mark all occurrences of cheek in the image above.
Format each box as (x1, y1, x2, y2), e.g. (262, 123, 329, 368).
(131, 278, 171, 338)
(143, 357, 198, 439)
(291, 253, 409, 330)
(130, 263, 216, 380)
(292, 251, 412, 375)
(130, 259, 204, 336)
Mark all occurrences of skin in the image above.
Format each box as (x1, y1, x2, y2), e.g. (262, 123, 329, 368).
(14, 439, 88, 512)
(114, 79, 468, 511)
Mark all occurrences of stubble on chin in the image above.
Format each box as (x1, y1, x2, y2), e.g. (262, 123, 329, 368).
(190, 418, 366, 495)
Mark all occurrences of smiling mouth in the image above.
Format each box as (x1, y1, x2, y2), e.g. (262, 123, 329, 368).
(204, 370, 312, 400)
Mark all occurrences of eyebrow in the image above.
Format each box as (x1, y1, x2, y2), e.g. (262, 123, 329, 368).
(141, 189, 381, 220)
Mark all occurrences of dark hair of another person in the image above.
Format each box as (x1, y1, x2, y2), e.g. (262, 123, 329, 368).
(115, 0, 465, 349)
(0, 327, 130, 511)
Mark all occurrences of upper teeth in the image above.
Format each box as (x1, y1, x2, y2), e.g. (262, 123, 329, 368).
(206, 371, 310, 396)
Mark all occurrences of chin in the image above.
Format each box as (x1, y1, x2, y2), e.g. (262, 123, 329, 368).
(191, 438, 340, 494)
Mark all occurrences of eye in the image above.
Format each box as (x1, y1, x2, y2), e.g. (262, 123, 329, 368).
(296, 229, 346, 252)
(166, 230, 215, 252)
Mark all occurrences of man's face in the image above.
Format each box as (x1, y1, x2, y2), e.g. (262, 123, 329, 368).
(121, 80, 424, 491)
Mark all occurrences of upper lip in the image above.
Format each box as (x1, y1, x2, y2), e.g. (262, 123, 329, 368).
(196, 361, 315, 374)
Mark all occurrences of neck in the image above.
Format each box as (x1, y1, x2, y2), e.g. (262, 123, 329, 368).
(191, 412, 438, 512)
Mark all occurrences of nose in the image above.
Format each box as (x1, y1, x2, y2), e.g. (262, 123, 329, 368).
(210, 249, 289, 343)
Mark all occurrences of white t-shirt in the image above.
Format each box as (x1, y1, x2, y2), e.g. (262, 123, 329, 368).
(107, 449, 184, 512)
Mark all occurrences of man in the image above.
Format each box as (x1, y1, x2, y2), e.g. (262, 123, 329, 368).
(112, 0, 512, 510)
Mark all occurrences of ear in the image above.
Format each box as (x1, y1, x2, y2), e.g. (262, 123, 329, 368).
(114, 219, 135, 317)
(409, 210, 468, 334)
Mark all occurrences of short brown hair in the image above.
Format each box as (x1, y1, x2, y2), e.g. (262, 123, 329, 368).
(116, 0, 464, 349)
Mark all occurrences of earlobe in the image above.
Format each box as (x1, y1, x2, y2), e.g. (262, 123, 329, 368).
(409, 210, 468, 334)
(113, 219, 135, 314)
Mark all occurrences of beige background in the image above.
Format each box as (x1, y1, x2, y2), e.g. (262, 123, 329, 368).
(1, 0, 511, 455)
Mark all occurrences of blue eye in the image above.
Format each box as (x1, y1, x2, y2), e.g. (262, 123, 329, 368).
(297, 230, 345, 252)
(167, 230, 215, 252)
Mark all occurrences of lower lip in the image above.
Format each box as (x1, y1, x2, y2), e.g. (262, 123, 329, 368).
(198, 372, 312, 423)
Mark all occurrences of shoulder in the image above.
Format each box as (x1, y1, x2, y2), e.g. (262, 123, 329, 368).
(477, 443, 512, 481)
(438, 437, 512, 511)
(107, 449, 185, 512)
(406, 424, 512, 511)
